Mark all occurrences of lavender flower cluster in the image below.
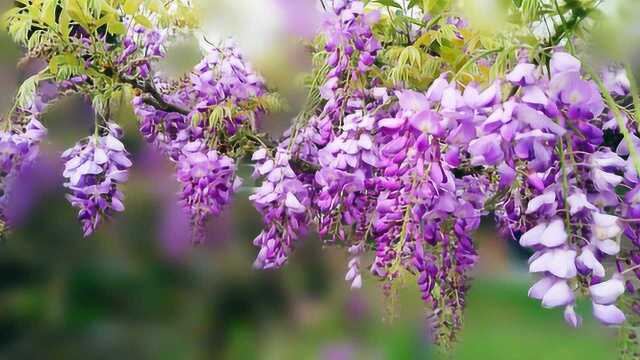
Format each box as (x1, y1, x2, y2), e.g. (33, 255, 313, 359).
(62, 123, 132, 236)
(246, 0, 640, 340)
(492, 54, 639, 327)
(133, 39, 266, 240)
(5, 0, 640, 349)
(0, 89, 54, 233)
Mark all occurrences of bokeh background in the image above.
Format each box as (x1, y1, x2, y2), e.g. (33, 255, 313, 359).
(0, 0, 637, 359)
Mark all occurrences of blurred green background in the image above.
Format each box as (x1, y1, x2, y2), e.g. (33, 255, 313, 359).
(0, 0, 628, 359)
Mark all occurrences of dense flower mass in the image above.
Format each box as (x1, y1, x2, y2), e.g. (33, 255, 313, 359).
(0, 119, 48, 231)
(246, 0, 640, 344)
(176, 141, 241, 241)
(133, 39, 268, 238)
(0, 86, 55, 234)
(489, 53, 639, 327)
(62, 123, 132, 236)
(4, 0, 640, 355)
(250, 147, 311, 269)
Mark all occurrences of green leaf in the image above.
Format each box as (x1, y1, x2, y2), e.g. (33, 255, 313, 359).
(49, 53, 82, 74)
(374, 0, 402, 9)
(59, 8, 71, 37)
(134, 14, 152, 28)
(16, 74, 41, 109)
(425, 0, 449, 15)
(107, 20, 126, 35)
(41, 0, 59, 26)
(123, 0, 143, 15)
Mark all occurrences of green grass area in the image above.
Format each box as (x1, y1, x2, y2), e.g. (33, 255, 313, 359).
(254, 277, 618, 359)
(455, 278, 617, 360)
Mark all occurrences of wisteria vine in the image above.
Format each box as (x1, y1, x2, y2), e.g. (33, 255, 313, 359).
(2, 0, 640, 356)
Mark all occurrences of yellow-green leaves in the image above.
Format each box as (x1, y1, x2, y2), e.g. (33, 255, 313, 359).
(521, 0, 540, 24)
(123, 0, 143, 15)
(3, 7, 32, 44)
(16, 74, 41, 109)
(134, 15, 153, 28)
(398, 46, 422, 69)
(58, 6, 71, 37)
(385, 45, 443, 89)
(49, 53, 85, 80)
(424, 0, 449, 16)
(41, 0, 58, 26)
(107, 19, 126, 35)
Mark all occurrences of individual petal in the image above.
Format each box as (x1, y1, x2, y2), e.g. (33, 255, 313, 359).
(550, 52, 581, 75)
(520, 223, 546, 247)
(441, 86, 459, 110)
(252, 148, 268, 161)
(397, 90, 429, 112)
(285, 192, 305, 213)
(530, 248, 577, 278)
(542, 280, 574, 308)
(528, 276, 555, 299)
(94, 148, 109, 164)
(521, 86, 548, 105)
(576, 246, 605, 277)
(567, 192, 596, 215)
(595, 239, 620, 256)
(525, 191, 556, 214)
(425, 74, 448, 102)
(506, 63, 537, 85)
(105, 135, 125, 152)
(350, 274, 362, 289)
(564, 305, 582, 328)
(590, 275, 625, 305)
(592, 168, 623, 191)
(378, 117, 406, 129)
(540, 218, 567, 247)
(592, 212, 622, 240)
(410, 110, 444, 136)
(591, 151, 627, 169)
(592, 303, 625, 326)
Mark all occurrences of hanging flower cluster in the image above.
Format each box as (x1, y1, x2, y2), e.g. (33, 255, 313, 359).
(4, 0, 640, 355)
(491, 54, 638, 327)
(0, 87, 55, 233)
(62, 123, 132, 236)
(133, 39, 267, 239)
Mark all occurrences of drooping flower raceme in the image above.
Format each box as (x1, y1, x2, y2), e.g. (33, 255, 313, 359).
(250, 148, 311, 269)
(5, 0, 640, 354)
(485, 51, 638, 327)
(62, 123, 132, 236)
(134, 40, 269, 240)
(0, 85, 56, 234)
(0, 119, 48, 231)
(176, 141, 241, 241)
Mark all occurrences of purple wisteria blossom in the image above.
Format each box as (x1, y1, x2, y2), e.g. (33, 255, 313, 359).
(62, 123, 132, 236)
(134, 39, 268, 240)
(485, 51, 638, 327)
(176, 141, 241, 242)
(250, 148, 310, 269)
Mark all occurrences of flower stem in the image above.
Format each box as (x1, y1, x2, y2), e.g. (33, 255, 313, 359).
(622, 263, 640, 276)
